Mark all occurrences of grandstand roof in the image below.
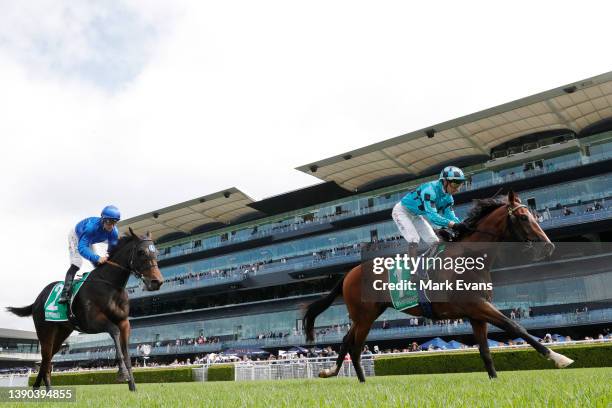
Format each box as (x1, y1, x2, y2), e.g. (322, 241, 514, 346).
(0, 328, 38, 341)
(297, 71, 612, 191)
(118, 188, 262, 240)
(248, 181, 353, 215)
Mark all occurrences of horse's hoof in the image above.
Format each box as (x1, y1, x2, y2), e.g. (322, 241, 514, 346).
(319, 369, 332, 378)
(548, 350, 574, 368)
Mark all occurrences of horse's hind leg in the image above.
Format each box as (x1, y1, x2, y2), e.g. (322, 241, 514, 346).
(34, 333, 55, 391)
(32, 346, 49, 390)
(33, 325, 73, 390)
(470, 319, 497, 379)
(348, 325, 367, 382)
(319, 326, 353, 378)
(348, 305, 386, 383)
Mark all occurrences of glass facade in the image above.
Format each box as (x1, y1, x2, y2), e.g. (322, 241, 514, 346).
(156, 135, 612, 261)
(0, 338, 39, 354)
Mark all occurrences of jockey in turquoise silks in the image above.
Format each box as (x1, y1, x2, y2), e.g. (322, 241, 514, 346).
(58, 205, 121, 304)
(392, 166, 470, 258)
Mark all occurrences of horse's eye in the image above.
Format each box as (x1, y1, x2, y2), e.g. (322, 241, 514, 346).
(520, 215, 528, 221)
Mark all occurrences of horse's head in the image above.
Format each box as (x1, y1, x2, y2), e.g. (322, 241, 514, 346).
(128, 228, 164, 291)
(505, 191, 555, 260)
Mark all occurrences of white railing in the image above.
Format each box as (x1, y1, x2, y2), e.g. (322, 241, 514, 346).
(233, 356, 374, 381)
(0, 372, 31, 387)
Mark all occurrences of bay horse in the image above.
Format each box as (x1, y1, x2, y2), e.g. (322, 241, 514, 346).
(6, 228, 164, 391)
(304, 191, 574, 382)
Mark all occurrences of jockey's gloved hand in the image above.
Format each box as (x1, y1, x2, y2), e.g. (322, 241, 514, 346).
(451, 222, 471, 234)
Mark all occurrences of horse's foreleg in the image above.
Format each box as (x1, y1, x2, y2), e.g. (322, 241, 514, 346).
(118, 319, 136, 392)
(470, 319, 497, 378)
(107, 324, 130, 384)
(478, 301, 574, 368)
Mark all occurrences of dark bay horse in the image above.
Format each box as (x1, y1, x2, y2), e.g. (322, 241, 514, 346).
(304, 191, 574, 382)
(6, 228, 163, 391)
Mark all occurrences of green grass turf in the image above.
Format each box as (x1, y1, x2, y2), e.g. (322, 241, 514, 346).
(9, 367, 611, 408)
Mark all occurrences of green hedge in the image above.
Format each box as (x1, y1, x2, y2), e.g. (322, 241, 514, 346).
(28, 366, 198, 386)
(375, 343, 612, 376)
(207, 364, 234, 381)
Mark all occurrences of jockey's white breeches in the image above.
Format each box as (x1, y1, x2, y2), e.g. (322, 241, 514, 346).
(68, 228, 86, 268)
(392, 202, 439, 245)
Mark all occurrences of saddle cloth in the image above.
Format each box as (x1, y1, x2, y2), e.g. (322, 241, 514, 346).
(388, 243, 447, 316)
(387, 261, 419, 311)
(44, 272, 90, 322)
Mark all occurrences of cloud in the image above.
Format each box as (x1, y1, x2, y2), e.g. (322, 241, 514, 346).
(0, 0, 176, 90)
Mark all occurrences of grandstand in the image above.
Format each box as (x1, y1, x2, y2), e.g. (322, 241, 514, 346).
(54, 71, 612, 367)
(0, 328, 40, 371)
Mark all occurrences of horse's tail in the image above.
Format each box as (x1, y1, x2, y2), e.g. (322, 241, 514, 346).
(6, 304, 34, 317)
(304, 275, 345, 342)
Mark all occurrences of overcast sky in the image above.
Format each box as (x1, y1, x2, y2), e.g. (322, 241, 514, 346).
(1, 0, 611, 331)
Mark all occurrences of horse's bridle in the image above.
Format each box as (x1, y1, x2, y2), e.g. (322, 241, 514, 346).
(105, 239, 158, 281)
(467, 203, 531, 242)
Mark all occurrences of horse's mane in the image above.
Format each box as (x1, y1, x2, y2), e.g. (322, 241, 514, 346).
(463, 197, 507, 230)
(108, 234, 137, 258)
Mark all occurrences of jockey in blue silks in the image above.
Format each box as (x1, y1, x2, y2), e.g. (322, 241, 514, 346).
(58, 205, 121, 304)
(392, 166, 470, 258)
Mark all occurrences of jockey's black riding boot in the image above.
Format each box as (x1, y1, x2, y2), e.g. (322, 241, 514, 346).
(58, 265, 79, 304)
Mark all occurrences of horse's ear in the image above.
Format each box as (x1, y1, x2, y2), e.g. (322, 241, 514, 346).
(129, 227, 138, 238)
(508, 190, 518, 204)
(146, 231, 153, 240)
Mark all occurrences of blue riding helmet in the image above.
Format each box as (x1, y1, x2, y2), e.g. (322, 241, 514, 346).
(439, 166, 466, 182)
(101, 205, 121, 221)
